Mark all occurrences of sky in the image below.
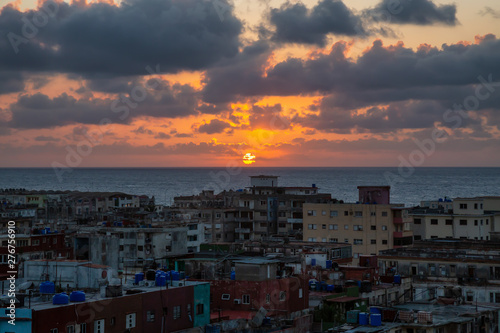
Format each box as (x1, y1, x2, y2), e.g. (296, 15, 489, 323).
(0, 0, 499, 167)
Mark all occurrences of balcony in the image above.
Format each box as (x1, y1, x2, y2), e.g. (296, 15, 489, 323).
(235, 228, 251, 234)
(393, 217, 403, 224)
(287, 218, 303, 224)
(393, 231, 412, 238)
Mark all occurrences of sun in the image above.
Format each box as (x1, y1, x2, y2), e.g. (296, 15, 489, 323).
(243, 153, 256, 165)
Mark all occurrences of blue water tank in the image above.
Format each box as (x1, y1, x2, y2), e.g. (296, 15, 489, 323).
(230, 271, 236, 280)
(53, 293, 69, 305)
(326, 260, 332, 269)
(70, 291, 85, 302)
(326, 285, 334, 292)
(394, 275, 401, 284)
(135, 272, 145, 284)
(156, 274, 167, 286)
(370, 313, 382, 326)
(40, 281, 55, 294)
(370, 307, 381, 314)
(357, 281, 362, 287)
(311, 258, 316, 266)
(359, 312, 369, 325)
(45, 227, 50, 234)
(170, 271, 181, 281)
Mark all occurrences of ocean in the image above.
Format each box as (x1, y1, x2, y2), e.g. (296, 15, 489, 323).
(0, 167, 499, 207)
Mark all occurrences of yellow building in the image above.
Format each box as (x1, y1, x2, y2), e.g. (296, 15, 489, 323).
(303, 187, 412, 263)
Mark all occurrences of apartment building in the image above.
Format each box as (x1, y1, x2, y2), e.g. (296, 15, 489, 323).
(303, 186, 412, 262)
(411, 196, 500, 241)
(379, 239, 500, 305)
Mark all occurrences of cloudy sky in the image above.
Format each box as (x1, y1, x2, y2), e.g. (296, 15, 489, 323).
(0, 0, 499, 167)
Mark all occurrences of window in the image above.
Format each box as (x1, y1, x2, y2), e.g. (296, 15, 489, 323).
(344, 225, 349, 230)
(67, 325, 75, 333)
(445, 219, 453, 225)
(382, 211, 388, 217)
(259, 212, 266, 217)
(371, 239, 377, 245)
(299, 288, 303, 298)
(94, 319, 105, 333)
(33, 239, 40, 246)
(260, 200, 266, 205)
(50, 329, 58, 333)
(308, 237, 316, 242)
(173, 306, 181, 319)
(307, 210, 316, 216)
(147, 311, 155, 322)
(322, 210, 326, 216)
(344, 238, 349, 243)
(474, 220, 478, 226)
(382, 240, 388, 245)
(353, 225, 363, 231)
(125, 313, 136, 329)
(370, 212, 376, 216)
(414, 218, 421, 224)
(431, 219, 438, 225)
(460, 219, 467, 226)
(308, 224, 317, 230)
(242, 294, 250, 304)
(322, 224, 326, 229)
(329, 224, 338, 230)
(466, 292, 474, 302)
(370, 225, 376, 230)
(53, 238, 57, 244)
(221, 294, 230, 300)
(196, 303, 204, 315)
(474, 203, 478, 209)
(265, 294, 270, 303)
(459, 203, 468, 209)
(491, 292, 500, 303)
(355, 211, 363, 217)
(110, 317, 115, 326)
(382, 225, 387, 231)
(119, 245, 124, 251)
(279, 291, 286, 301)
(354, 239, 363, 245)
(330, 238, 338, 243)
(322, 238, 327, 242)
(138, 245, 143, 251)
(79, 323, 87, 333)
(344, 211, 349, 216)
(330, 210, 338, 217)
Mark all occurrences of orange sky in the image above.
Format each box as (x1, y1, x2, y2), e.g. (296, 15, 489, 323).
(0, 0, 500, 167)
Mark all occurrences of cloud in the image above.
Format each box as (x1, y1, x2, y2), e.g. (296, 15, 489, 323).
(197, 119, 232, 134)
(0, 0, 242, 76)
(155, 132, 171, 139)
(34, 135, 60, 142)
(202, 36, 500, 103)
(479, 7, 500, 19)
(269, 0, 365, 46)
(4, 80, 200, 129)
(367, 0, 458, 26)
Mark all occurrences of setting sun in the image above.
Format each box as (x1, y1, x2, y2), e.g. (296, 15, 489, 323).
(243, 153, 256, 165)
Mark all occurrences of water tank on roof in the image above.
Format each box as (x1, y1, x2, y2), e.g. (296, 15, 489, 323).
(155, 274, 167, 287)
(311, 258, 316, 266)
(370, 313, 382, 326)
(70, 291, 85, 302)
(326, 260, 332, 269)
(53, 293, 69, 305)
(359, 312, 369, 325)
(230, 271, 236, 280)
(134, 273, 144, 285)
(394, 275, 401, 284)
(40, 281, 55, 294)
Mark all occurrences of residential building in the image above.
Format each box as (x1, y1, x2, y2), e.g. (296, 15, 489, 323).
(303, 186, 412, 263)
(411, 196, 500, 241)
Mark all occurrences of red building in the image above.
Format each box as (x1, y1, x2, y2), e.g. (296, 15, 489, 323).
(30, 281, 210, 333)
(0, 232, 72, 280)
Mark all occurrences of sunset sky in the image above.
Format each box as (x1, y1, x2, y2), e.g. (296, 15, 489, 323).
(0, 0, 499, 167)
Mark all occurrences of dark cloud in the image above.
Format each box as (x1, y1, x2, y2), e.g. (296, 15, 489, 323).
(269, 0, 365, 45)
(34, 135, 60, 142)
(479, 7, 500, 19)
(0, 0, 242, 76)
(197, 119, 231, 134)
(155, 132, 171, 139)
(243, 104, 291, 130)
(174, 133, 194, 138)
(4, 80, 200, 129)
(367, 0, 457, 26)
(0, 71, 24, 94)
(202, 37, 500, 103)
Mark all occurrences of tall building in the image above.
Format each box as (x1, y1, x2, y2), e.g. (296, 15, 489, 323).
(302, 186, 412, 263)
